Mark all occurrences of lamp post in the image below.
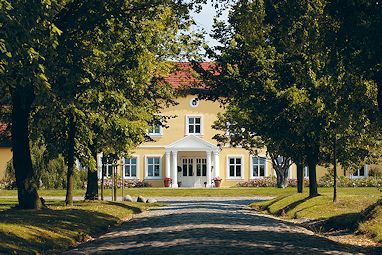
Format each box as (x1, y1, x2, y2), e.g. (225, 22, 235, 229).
(121, 161, 124, 201)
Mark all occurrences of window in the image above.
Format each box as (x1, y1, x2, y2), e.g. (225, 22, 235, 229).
(252, 156, 266, 178)
(352, 165, 368, 178)
(304, 166, 309, 178)
(196, 158, 207, 176)
(227, 156, 243, 178)
(101, 157, 113, 178)
(146, 156, 161, 178)
(190, 98, 199, 108)
(123, 157, 137, 178)
(182, 158, 193, 176)
(187, 116, 202, 135)
(148, 124, 162, 136)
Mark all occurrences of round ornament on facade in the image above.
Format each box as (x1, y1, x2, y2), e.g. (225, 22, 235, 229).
(190, 98, 199, 108)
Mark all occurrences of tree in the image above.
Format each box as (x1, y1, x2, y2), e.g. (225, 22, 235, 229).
(0, 0, 64, 209)
(212, 106, 294, 188)
(33, 0, 201, 205)
(196, 0, 328, 196)
(325, 0, 382, 112)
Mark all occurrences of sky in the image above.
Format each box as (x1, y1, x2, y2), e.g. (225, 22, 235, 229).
(191, 1, 230, 49)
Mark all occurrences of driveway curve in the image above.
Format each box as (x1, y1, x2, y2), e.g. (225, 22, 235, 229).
(64, 197, 380, 254)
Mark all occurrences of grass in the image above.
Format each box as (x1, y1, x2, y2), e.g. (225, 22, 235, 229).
(0, 187, 299, 198)
(358, 199, 382, 242)
(250, 187, 382, 243)
(0, 199, 160, 254)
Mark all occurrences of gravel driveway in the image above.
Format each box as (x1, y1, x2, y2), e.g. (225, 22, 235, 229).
(64, 197, 380, 254)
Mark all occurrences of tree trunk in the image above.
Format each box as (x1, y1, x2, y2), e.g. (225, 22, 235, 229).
(297, 164, 304, 193)
(85, 146, 98, 200)
(333, 136, 337, 202)
(65, 113, 76, 206)
(113, 161, 117, 201)
(307, 155, 319, 197)
(274, 168, 288, 188)
(11, 86, 41, 209)
(378, 81, 382, 113)
(101, 159, 105, 201)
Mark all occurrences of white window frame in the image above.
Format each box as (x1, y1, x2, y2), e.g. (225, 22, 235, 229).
(145, 155, 162, 180)
(147, 123, 163, 137)
(186, 115, 203, 136)
(101, 157, 114, 178)
(226, 155, 244, 180)
(190, 98, 200, 108)
(304, 166, 309, 179)
(250, 155, 267, 179)
(351, 165, 369, 179)
(123, 156, 139, 179)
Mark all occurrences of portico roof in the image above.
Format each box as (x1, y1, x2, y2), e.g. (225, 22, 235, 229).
(165, 135, 218, 152)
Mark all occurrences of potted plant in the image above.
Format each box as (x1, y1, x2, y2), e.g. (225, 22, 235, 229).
(212, 176, 222, 187)
(163, 177, 172, 187)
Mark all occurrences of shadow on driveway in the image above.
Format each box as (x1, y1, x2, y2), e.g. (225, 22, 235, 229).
(64, 199, 382, 255)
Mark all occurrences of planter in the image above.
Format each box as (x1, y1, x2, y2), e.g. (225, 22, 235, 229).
(177, 181, 182, 187)
(164, 180, 171, 187)
(163, 178, 172, 188)
(214, 180, 221, 188)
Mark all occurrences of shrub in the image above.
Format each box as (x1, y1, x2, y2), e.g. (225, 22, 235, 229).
(97, 178, 152, 189)
(318, 173, 382, 188)
(1, 161, 16, 189)
(236, 178, 309, 188)
(2, 154, 87, 190)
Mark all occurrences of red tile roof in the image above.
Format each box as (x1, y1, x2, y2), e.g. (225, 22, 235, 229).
(165, 62, 214, 89)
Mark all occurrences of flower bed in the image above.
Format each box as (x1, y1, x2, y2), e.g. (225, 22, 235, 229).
(236, 178, 306, 188)
(318, 174, 382, 188)
(236, 175, 382, 188)
(98, 178, 152, 189)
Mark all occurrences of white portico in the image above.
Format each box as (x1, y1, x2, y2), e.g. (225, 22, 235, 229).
(165, 135, 220, 187)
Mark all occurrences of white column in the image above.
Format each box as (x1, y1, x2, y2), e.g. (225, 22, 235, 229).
(172, 151, 178, 188)
(206, 151, 212, 187)
(365, 164, 369, 177)
(213, 151, 220, 178)
(97, 153, 103, 179)
(165, 151, 171, 178)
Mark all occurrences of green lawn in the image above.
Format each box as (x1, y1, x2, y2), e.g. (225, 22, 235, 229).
(0, 199, 160, 254)
(0, 187, 299, 198)
(250, 187, 382, 242)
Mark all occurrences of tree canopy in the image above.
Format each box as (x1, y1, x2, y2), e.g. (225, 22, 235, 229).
(196, 0, 381, 197)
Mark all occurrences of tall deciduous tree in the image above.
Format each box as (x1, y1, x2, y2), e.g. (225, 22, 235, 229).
(199, 0, 381, 198)
(197, 0, 325, 196)
(35, 0, 201, 205)
(325, 0, 382, 112)
(0, 0, 63, 209)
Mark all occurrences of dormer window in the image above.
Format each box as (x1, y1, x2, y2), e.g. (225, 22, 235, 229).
(186, 116, 202, 135)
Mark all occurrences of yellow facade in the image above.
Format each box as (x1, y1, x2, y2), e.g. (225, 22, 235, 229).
(0, 95, 373, 185)
(0, 147, 12, 180)
(97, 94, 350, 188)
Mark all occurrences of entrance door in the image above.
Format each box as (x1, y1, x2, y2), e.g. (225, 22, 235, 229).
(182, 158, 194, 187)
(181, 157, 207, 187)
(195, 158, 207, 187)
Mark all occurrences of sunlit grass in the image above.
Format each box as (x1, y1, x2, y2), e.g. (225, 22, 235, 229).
(0, 199, 159, 254)
(0, 187, 299, 198)
(250, 187, 382, 242)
